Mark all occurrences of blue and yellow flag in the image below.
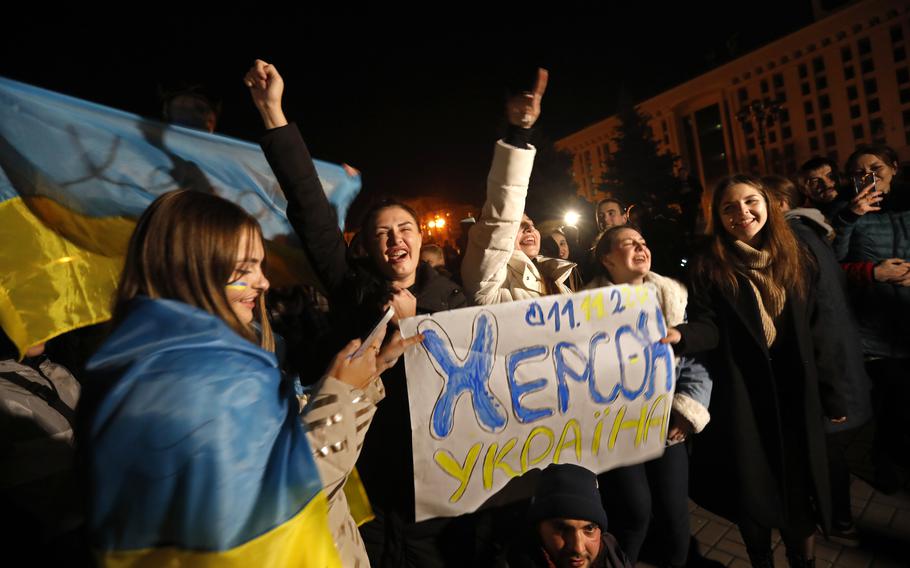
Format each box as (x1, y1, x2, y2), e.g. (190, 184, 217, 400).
(0, 76, 360, 357)
(87, 296, 341, 567)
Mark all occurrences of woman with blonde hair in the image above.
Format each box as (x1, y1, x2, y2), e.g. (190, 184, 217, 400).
(668, 174, 847, 567)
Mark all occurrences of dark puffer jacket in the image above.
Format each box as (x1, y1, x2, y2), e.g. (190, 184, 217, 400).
(832, 183, 910, 358)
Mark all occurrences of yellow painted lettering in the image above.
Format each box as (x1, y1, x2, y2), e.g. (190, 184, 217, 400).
(434, 443, 483, 503)
(553, 419, 582, 464)
(608, 403, 649, 449)
(644, 394, 670, 444)
(521, 426, 555, 472)
(592, 408, 610, 456)
(482, 438, 520, 490)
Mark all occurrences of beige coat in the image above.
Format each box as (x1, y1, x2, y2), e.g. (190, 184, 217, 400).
(303, 376, 385, 568)
(462, 140, 576, 305)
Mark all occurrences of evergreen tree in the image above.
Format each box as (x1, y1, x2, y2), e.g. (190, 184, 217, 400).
(600, 102, 677, 206)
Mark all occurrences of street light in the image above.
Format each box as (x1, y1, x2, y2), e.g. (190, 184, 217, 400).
(736, 98, 783, 173)
(563, 211, 580, 227)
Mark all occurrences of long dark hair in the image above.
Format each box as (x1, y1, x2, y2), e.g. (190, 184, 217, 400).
(693, 174, 812, 298)
(113, 190, 274, 350)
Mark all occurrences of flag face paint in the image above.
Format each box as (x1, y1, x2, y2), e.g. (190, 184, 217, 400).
(226, 281, 250, 291)
(0, 76, 360, 356)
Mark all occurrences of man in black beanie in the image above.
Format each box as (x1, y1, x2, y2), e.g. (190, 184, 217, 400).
(500, 463, 631, 568)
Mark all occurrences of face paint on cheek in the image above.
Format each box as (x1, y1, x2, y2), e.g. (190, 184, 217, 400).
(226, 281, 249, 292)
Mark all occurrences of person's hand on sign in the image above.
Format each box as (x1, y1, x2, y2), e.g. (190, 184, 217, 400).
(660, 327, 682, 345)
(506, 68, 548, 130)
(667, 410, 694, 443)
(377, 329, 424, 374)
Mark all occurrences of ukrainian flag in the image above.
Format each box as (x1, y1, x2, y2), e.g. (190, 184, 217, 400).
(87, 296, 341, 567)
(0, 76, 360, 358)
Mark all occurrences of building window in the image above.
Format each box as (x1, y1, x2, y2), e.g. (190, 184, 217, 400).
(822, 113, 833, 128)
(844, 66, 855, 80)
(749, 154, 759, 169)
(824, 131, 837, 147)
(864, 78, 878, 95)
(807, 118, 817, 132)
(746, 137, 756, 150)
(773, 73, 784, 89)
(861, 58, 875, 74)
(868, 98, 881, 114)
(898, 67, 909, 85)
(782, 125, 792, 139)
(776, 89, 787, 103)
(858, 37, 871, 56)
(801, 82, 811, 96)
(847, 85, 859, 100)
(819, 94, 831, 110)
(904, 109, 910, 128)
(828, 150, 839, 165)
(810, 136, 819, 151)
(798, 64, 808, 79)
(804, 101, 814, 114)
(896, 47, 907, 63)
(853, 124, 865, 140)
(870, 118, 885, 142)
(850, 105, 862, 119)
(816, 76, 828, 90)
(779, 108, 790, 123)
(812, 57, 825, 73)
(761, 79, 769, 94)
(738, 87, 748, 101)
(841, 46, 853, 62)
(902, 88, 910, 104)
(892, 25, 904, 43)
(769, 131, 777, 144)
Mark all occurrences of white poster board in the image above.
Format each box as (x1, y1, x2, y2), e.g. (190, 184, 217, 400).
(400, 284, 676, 521)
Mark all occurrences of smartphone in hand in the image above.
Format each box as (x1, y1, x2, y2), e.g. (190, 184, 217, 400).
(852, 172, 876, 194)
(351, 306, 395, 359)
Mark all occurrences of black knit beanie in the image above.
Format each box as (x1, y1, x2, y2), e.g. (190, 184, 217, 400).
(527, 463, 609, 530)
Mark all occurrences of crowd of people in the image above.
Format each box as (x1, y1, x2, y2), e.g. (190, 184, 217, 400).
(1, 59, 908, 568)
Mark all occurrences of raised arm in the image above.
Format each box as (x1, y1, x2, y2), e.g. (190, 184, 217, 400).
(461, 69, 546, 305)
(245, 60, 351, 294)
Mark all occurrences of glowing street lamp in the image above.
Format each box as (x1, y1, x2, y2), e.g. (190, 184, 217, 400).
(563, 211, 580, 227)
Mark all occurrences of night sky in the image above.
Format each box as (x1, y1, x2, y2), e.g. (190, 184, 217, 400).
(1, 3, 813, 222)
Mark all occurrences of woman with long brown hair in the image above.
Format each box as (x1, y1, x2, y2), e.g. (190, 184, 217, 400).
(81, 190, 419, 567)
(667, 174, 847, 568)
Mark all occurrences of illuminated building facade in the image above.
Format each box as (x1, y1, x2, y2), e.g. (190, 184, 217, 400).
(557, 0, 910, 202)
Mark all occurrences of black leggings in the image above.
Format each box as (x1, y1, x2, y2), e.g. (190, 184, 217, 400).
(599, 443, 690, 566)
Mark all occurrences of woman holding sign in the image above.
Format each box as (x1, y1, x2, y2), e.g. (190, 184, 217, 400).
(668, 175, 847, 568)
(586, 225, 711, 567)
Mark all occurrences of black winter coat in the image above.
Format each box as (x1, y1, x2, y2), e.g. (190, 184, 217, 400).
(787, 214, 872, 433)
(260, 125, 470, 565)
(676, 265, 847, 532)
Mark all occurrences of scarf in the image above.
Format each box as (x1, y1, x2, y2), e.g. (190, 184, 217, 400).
(732, 241, 787, 346)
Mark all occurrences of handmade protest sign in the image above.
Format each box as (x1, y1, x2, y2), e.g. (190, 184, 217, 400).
(400, 284, 676, 521)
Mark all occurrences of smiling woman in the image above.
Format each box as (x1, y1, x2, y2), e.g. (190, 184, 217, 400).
(81, 189, 417, 567)
(246, 59, 469, 566)
(671, 174, 848, 567)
